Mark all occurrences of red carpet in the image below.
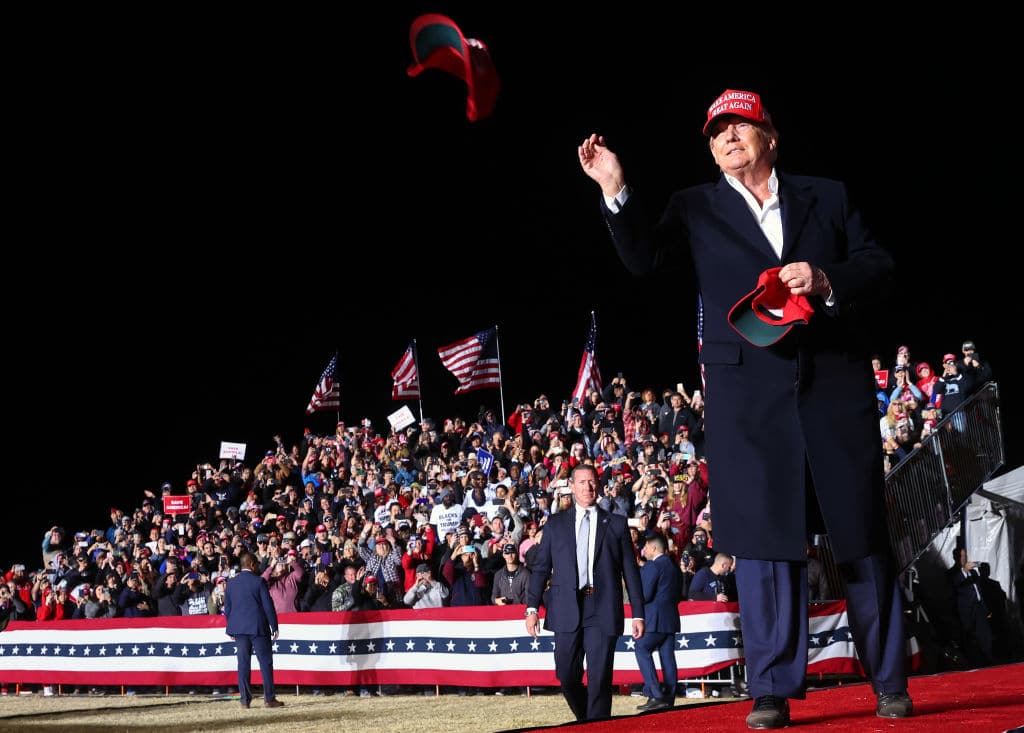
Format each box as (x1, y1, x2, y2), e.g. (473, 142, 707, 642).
(511, 663, 1024, 732)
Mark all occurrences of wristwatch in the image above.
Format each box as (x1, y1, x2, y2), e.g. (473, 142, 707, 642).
(525, 607, 537, 617)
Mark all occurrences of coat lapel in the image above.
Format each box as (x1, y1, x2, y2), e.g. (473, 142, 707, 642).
(592, 506, 608, 567)
(711, 177, 778, 262)
(568, 508, 581, 577)
(779, 173, 815, 263)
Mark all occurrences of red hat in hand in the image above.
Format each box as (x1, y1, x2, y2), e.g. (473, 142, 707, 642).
(729, 267, 814, 347)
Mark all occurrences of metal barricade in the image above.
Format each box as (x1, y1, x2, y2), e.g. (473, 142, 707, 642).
(884, 382, 1004, 573)
(676, 662, 746, 697)
(812, 383, 1004, 598)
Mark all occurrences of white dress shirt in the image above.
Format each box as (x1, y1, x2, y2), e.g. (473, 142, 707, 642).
(575, 504, 597, 585)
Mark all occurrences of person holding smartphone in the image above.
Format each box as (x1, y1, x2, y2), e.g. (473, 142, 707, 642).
(301, 566, 339, 613)
(601, 373, 629, 412)
(261, 552, 304, 617)
(404, 563, 448, 609)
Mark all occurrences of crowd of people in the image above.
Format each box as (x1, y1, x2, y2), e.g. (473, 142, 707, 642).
(876, 341, 993, 472)
(0, 342, 996, 698)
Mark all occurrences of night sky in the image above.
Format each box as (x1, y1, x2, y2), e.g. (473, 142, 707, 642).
(6, 12, 1014, 570)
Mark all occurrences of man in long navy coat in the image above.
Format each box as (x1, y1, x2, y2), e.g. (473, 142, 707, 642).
(526, 464, 645, 721)
(577, 87, 912, 728)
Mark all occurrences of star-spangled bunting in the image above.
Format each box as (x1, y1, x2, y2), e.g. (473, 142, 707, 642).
(0, 602, 916, 687)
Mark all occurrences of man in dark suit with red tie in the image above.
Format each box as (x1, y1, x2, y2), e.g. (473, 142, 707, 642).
(525, 464, 645, 721)
(224, 552, 284, 709)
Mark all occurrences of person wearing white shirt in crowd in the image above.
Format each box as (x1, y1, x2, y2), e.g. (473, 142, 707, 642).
(429, 488, 464, 540)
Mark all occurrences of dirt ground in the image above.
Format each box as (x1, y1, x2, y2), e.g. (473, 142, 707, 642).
(0, 685, 740, 733)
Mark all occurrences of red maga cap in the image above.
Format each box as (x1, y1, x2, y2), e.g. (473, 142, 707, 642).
(703, 89, 770, 136)
(728, 267, 814, 347)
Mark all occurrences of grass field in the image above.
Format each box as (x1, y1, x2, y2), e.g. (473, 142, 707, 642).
(0, 685, 741, 733)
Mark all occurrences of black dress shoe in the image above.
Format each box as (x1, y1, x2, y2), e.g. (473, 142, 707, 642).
(876, 692, 913, 718)
(637, 696, 671, 711)
(264, 699, 285, 708)
(745, 695, 790, 729)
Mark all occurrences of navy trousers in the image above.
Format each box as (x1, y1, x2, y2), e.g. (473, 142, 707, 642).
(735, 552, 906, 699)
(234, 634, 277, 704)
(634, 630, 678, 701)
(552, 594, 617, 720)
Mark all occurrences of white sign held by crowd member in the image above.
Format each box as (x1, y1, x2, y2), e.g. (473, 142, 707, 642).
(219, 441, 247, 460)
(388, 406, 417, 432)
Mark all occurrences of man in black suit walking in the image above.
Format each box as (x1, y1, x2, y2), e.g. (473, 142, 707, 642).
(224, 552, 284, 709)
(525, 464, 645, 721)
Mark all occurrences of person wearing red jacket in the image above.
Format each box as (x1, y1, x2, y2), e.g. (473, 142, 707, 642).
(36, 583, 73, 620)
(400, 533, 434, 594)
(915, 362, 939, 404)
(4, 565, 33, 611)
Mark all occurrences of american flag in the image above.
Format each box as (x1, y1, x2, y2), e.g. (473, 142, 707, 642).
(305, 352, 340, 415)
(571, 313, 603, 406)
(0, 602, 914, 687)
(437, 327, 501, 395)
(391, 342, 421, 400)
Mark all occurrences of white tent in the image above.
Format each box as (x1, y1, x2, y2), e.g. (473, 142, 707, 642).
(910, 464, 1024, 635)
(976, 464, 1024, 595)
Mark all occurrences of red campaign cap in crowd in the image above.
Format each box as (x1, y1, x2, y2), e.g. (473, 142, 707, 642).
(728, 267, 814, 347)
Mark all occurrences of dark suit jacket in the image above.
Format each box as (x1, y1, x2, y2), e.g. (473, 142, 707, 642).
(604, 171, 893, 562)
(224, 569, 278, 638)
(526, 505, 644, 635)
(947, 566, 986, 621)
(640, 553, 681, 633)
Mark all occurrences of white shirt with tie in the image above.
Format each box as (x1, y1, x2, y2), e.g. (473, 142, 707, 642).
(575, 504, 597, 587)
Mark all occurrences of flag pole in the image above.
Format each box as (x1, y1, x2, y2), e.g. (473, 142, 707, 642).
(494, 324, 506, 424)
(335, 350, 341, 425)
(590, 310, 598, 403)
(591, 309, 596, 354)
(412, 338, 425, 423)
